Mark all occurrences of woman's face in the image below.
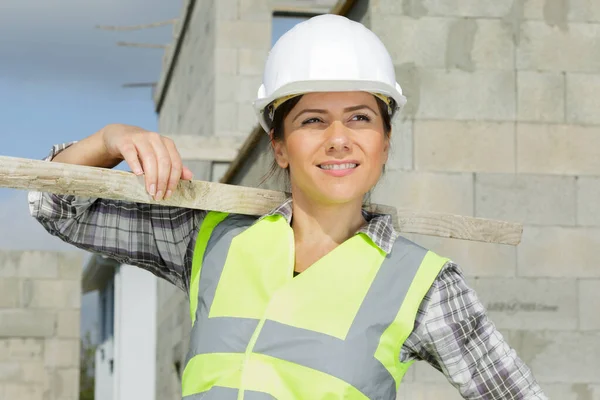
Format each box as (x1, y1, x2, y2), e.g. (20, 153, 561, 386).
(272, 91, 390, 206)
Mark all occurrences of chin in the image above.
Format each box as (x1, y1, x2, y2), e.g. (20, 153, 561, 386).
(313, 186, 367, 205)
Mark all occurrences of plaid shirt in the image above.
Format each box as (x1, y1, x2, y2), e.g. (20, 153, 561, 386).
(28, 143, 547, 399)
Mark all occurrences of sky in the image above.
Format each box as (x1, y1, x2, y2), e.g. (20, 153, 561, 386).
(0, 1, 305, 341)
(1, 0, 184, 339)
(0, 0, 182, 249)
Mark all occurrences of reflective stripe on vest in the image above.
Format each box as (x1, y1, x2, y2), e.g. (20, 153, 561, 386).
(182, 211, 449, 399)
(183, 387, 275, 400)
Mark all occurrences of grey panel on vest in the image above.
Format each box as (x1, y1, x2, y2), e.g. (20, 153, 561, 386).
(187, 316, 258, 355)
(253, 236, 428, 399)
(198, 214, 257, 316)
(182, 387, 275, 400)
(186, 215, 257, 366)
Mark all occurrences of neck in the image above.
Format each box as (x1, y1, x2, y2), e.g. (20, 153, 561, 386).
(290, 193, 366, 246)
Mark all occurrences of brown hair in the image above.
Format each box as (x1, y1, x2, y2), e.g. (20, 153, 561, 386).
(262, 94, 393, 186)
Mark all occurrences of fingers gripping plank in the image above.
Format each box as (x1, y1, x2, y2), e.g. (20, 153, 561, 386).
(0, 155, 522, 245)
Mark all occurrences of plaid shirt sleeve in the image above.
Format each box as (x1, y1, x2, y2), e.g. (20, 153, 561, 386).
(402, 262, 548, 399)
(27, 143, 205, 293)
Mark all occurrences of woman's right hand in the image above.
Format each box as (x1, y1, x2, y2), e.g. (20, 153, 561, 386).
(102, 124, 194, 201)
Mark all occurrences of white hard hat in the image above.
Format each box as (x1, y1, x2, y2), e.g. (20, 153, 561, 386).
(253, 14, 407, 133)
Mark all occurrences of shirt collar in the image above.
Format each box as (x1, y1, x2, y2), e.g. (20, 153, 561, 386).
(261, 198, 398, 254)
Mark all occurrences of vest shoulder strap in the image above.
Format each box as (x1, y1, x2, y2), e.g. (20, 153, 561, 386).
(190, 211, 230, 323)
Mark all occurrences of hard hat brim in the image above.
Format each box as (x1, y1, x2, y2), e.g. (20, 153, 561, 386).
(253, 80, 407, 133)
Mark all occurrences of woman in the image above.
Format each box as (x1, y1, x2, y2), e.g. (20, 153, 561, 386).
(29, 14, 547, 400)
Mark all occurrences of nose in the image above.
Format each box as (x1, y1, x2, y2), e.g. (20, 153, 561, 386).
(325, 121, 352, 154)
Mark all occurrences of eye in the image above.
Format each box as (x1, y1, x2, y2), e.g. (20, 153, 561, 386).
(302, 117, 323, 125)
(351, 114, 371, 122)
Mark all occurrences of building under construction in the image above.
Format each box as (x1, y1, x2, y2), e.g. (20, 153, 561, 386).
(81, 0, 600, 399)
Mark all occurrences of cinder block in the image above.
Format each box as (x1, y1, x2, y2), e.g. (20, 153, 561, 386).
(6, 339, 43, 361)
(0, 342, 6, 361)
(216, 0, 238, 20)
(215, 102, 239, 132)
(577, 177, 600, 226)
(373, 16, 449, 68)
(43, 339, 79, 368)
(567, 73, 600, 125)
(469, 278, 578, 330)
(216, 48, 237, 75)
(65, 281, 81, 309)
(234, 75, 262, 104)
(580, 279, 600, 331)
(49, 368, 79, 400)
(211, 162, 231, 183)
(517, 21, 600, 72)
(370, 0, 410, 15)
(401, 361, 415, 383)
(2, 383, 44, 400)
(517, 123, 600, 175)
(58, 253, 83, 281)
(217, 74, 239, 102)
(20, 280, 80, 309)
(395, 63, 421, 119)
(518, 71, 565, 122)
(397, 382, 463, 399)
(238, 49, 268, 76)
(415, 120, 515, 173)
(0, 310, 55, 338)
(421, 0, 513, 17)
(57, 311, 80, 339)
(412, 361, 448, 383)
(239, 0, 271, 21)
(0, 362, 21, 381)
(237, 102, 258, 132)
(18, 252, 59, 279)
(402, 233, 517, 278)
(417, 69, 515, 121)
(371, 170, 474, 215)
(569, 0, 600, 22)
(0, 253, 19, 278)
(503, 330, 600, 384)
(538, 384, 600, 400)
(471, 19, 515, 70)
(0, 279, 19, 308)
(475, 174, 576, 226)
(521, 0, 571, 32)
(387, 118, 413, 171)
(216, 21, 270, 49)
(518, 226, 600, 278)
(524, 0, 600, 23)
(21, 362, 50, 385)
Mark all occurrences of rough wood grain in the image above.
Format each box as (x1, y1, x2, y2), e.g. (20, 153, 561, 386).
(0, 155, 522, 245)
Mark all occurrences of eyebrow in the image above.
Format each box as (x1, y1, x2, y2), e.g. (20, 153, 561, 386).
(292, 104, 379, 122)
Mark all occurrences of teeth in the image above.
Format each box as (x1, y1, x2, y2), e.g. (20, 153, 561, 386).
(320, 163, 357, 170)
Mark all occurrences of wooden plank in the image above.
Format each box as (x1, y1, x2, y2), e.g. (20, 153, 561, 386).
(0, 155, 522, 245)
(165, 135, 244, 162)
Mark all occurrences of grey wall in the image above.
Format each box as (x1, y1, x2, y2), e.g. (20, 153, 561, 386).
(0, 251, 82, 400)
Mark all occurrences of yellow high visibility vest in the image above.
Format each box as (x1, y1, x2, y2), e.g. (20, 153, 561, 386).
(182, 211, 448, 400)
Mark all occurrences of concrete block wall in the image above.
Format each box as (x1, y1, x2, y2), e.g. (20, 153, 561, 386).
(0, 251, 82, 400)
(365, 0, 600, 397)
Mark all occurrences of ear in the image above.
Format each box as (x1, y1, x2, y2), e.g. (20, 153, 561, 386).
(270, 131, 289, 168)
(382, 134, 390, 164)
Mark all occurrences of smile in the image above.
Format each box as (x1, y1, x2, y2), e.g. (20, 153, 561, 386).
(318, 163, 358, 170)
